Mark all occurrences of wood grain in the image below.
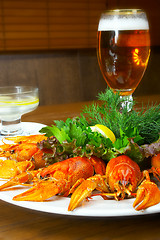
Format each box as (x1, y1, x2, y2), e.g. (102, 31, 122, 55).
(0, 94, 160, 240)
(0, 199, 160, 240)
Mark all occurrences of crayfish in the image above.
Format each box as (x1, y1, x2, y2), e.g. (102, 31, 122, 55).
(0, 134, 160, 212)
(0, 134, 51, 190)
(0, 155, 106, 201)
(68, 155, 160, 211)
(0, 134, 49, 169)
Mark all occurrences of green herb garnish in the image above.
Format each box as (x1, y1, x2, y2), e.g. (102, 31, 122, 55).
(39, 88, 160, 164)
(82, 88, 160, 144)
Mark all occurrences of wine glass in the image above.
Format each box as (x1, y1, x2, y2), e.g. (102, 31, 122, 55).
(0, 86, 39, 136)
(97, 9, 150, 110)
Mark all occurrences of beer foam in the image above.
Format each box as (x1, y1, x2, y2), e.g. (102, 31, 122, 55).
(98, 17, 149, 31)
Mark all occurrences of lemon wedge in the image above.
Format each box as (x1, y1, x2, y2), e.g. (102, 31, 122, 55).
(90, 124, 116, 143)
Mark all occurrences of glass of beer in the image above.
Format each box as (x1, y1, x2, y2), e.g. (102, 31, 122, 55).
(97, 9, 150, 110)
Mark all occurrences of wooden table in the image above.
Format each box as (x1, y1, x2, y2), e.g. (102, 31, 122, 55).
(0, 94, 160, 240)
(22, 94, 160, 125)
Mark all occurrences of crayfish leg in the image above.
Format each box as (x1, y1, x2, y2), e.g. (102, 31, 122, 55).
(5, 134, 47, 144)
(150, 167, 160, 182)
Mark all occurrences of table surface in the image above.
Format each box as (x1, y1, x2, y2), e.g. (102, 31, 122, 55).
(0, 94, 160, 240)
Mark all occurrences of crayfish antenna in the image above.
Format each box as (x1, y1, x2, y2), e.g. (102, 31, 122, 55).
(113, 181, 133, 200)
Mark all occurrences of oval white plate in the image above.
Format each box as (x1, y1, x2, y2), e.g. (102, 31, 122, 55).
(0, 122, 160, 217)
(0, 183, 160, 217)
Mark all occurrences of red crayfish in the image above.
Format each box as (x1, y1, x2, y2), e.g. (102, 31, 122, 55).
(68, 155, 160, 211)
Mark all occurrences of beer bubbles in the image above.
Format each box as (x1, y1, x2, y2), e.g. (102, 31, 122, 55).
(97, 9, 150, 111)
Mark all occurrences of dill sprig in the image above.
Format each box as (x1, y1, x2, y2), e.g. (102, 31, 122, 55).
(82, 88, 160, 144)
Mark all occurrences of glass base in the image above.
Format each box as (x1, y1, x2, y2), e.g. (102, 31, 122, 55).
(0, 119, 22, 136)
(119, 95, 133, 112)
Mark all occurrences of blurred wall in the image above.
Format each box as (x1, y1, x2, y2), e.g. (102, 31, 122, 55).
(0, 49, 105, 105)
(0, 0, 160, 105)
(0, 47, 159, 106)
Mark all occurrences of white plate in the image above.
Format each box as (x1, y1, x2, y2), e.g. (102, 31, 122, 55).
(0, 122, 46, 138)
(0, 122, 160, 217)
(0, 182, 160, 217)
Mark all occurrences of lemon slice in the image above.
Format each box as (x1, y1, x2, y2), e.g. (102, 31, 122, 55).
(0, 97, 39, 106)
(90, 124, 116, 143)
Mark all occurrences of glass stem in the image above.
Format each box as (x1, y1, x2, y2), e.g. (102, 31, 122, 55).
(1, 118, 22, 136)
(120, 95, 133, 112)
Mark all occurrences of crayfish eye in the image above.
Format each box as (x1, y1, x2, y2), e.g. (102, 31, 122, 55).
(40, 174, 50, 180)
(118, 180, 123, 186)
(31, 156, 35, 162)
(125, 182, 130, 188)
(10, 150, 15, 154)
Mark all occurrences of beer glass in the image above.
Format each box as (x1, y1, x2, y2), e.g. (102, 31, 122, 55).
(97, 9, 150, 110)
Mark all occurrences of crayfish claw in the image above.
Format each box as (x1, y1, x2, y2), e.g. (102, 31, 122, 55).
(68, 179, 96, 211)
(133, 180, 160, 211)
(68, 175, 108, 211)
(0, 170, 39, 191)
(13, 179, 70, 201)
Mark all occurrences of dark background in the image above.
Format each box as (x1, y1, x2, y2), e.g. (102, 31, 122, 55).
(0, 0, 159, 105)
